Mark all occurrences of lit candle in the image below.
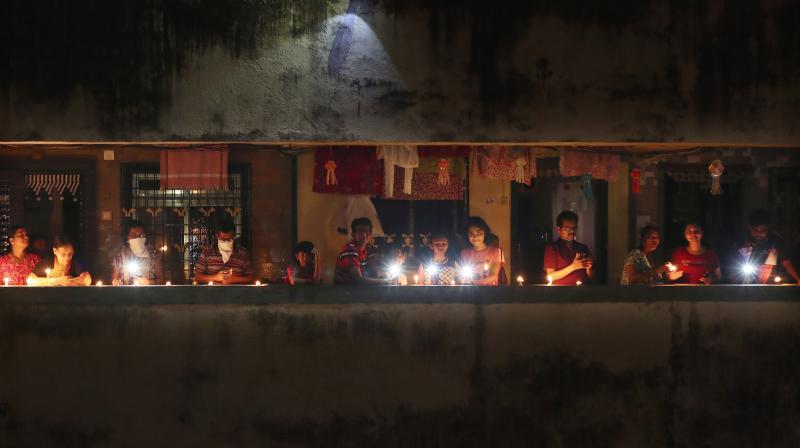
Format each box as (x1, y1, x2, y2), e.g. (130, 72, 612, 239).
(413, 274, 419, 284)
(546, 275, 553, 286)
(450, 279, 456, 286)
(483, 262, 490, 275)
(575, 280, 583, 286)
(165, 281, 172, 286)
(255, 280, 261, 286)
(774, 276, 782, 283)
(161, 245, 168, 253)
(95, 281, 103, 286)
(208, 281, 214, 286)
(516, 275, 524, 286)
(666, 262, 677, 272)
(45, 268, 52, 278)
(4, 277, 10, 286)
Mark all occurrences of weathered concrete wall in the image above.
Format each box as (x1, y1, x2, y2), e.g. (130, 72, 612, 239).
(1, 286, 798, 446)
(2, 1, 800, 143)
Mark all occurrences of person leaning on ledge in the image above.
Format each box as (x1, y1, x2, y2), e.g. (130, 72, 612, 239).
(334, 217, 390, 285)
(27, 235, 92, 286)
(194, 217, 254, 285)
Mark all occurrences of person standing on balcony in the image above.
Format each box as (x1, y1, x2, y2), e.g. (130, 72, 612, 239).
(0, 225, 40, 285)
(543, 211, 594, 285)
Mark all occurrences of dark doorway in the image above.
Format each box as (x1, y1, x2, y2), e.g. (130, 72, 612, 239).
(660, 164, 746, 257)
(511, 158, 608, 284)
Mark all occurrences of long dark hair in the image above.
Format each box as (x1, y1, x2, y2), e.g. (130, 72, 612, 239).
(638, 225, 660, 250)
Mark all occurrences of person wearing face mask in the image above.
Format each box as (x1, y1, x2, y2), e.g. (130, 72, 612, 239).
(194, 217, 254, 285)
(112, 220, 163, 286)
(28, 235, 92, 286)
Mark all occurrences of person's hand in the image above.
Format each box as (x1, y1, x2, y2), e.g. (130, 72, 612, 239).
(396, 273, 408, 286)
(700, 275, 713, 285)
(79, 272, 92, 286)
(580, 255, 593, 269)
(112, 278, 123, 286)
(668, 270, 683, 281)
(133, 277, 152, 286)
(654, 263, 670, 275)
(570, 253, 584, 270)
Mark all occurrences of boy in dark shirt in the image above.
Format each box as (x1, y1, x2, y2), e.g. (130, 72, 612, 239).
(335, 218, 390, 285)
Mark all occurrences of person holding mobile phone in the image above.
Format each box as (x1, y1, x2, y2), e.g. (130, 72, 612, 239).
(194, 217, 254, 285)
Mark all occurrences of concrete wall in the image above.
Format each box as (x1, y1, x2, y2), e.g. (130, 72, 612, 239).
(2, 1, 800, 144)
(1, 286, 798, 446)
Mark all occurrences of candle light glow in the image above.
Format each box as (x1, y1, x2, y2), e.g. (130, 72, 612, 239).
(575, 281, 583, 286)
(546, 275, 553, 286)
(774, 276, 782, 283)
(95, 281, 102, 286)
(4, 277, 10, 286)
(165, 281, 172, 286)
(516, 275, 524, 286)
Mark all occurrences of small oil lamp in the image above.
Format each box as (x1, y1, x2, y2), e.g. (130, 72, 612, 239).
(165, 281, 172, 286)
(516, 275, 524, 286)
(208, 281, 214, 286)
(95, 281, 103, 287)
(774, 276, 782, 284)
(255, 280, 262, 286)
(413, 274, 419, 284)
(546, 275, 553, 286)
(575, 280, 583, 286)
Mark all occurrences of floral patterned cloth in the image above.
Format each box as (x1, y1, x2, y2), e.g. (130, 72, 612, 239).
(0, 253, 40, 285)
(382, 158, 466, 200)
(620, 249, 653, 285)
(313, 147, 383, 195)
(471, 147, 536, 185)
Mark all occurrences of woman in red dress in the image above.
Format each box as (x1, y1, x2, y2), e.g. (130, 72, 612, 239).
(670, 222, 722, 284)
(0, 225, 40, 286)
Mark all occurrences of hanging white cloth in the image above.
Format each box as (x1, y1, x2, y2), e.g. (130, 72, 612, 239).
(377, 145, 419, 197)
(335, 195, 386, 237)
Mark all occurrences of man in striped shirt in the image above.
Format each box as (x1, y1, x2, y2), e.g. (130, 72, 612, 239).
(194, 217, 254, 285)
(335, 217, 390, 285)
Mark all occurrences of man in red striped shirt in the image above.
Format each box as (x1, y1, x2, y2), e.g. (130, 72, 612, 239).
(194, 218, 254, 285)
(335, 218, 390, 285)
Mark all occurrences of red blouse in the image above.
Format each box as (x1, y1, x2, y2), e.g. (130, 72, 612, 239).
(670, 247, 720, 284)
(0, 253, 41, 286)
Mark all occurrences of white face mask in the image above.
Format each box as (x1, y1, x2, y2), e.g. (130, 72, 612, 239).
(218, 240, 234, 263)
(128, 237, 148, 257)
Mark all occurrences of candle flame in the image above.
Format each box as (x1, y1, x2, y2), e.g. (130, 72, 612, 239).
(3, 277, 9, 286)
(546, 275, 553, 285)
(165, 281, 172, 286)
(516, 275, 524, 285)
(413, 275, 419, 284)
(95, 281, 103, 286)
(208, 281, 214, 286)
(575, 281, 583, 286)
(255, 280, 261, 286)
(774, 276, 782, 283)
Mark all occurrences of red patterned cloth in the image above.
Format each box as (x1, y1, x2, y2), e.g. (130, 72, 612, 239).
(313, 147, 383, 195)
(559, 149, 621, 181)
(471, 147, 536, 185)
(0, 253, 40, 285)
(382, 157, 465, 200)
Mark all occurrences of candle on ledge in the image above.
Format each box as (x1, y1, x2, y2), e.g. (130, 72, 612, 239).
(208, 281, 214, 286)
(450, 279, 456, 286)
(4, 277, 10, 286)
(774, 276, 782, 283)
(95, 281, 103, 287)
(516, 275, 524, 286)
(666, 262, 677, 272)
(575, 280, 583, 286)
(160, 245, 168, 253)
(45, 268, 52, 278)
(546, 275, 553, 286)
(483, 262, 490, 276)
(165, 281, 172, 286)
(413, 274, 419, 285)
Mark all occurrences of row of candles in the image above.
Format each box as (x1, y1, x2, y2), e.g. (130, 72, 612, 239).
(3, 261, 785, 287)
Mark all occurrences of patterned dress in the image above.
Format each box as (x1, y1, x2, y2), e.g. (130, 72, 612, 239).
(0, 253, 41, 285)
(620, 249, 653, 285)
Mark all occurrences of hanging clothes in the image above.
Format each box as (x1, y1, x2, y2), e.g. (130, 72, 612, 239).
(382, 157, 466, 200)
(313, 147, 383, 195)
(558, 149, 621, 181)
(160, 145, 229, 190)
(377, 145, 419, 197)
(471, 147, 536, 185)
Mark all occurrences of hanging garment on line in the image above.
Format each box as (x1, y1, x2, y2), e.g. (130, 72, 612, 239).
(377, 145, 419, 197)
(313, 147, 383, 195)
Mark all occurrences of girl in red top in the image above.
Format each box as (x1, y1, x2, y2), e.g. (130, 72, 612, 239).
(0, 225, 40, 286)
(670, 222, 721, 284)
(459, 217, 502, 286)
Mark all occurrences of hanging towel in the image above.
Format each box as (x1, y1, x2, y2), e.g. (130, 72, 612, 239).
(160, 145, 229, 190)
(559, 149, 621, 181)
(471, 147, 536, 185)
(382, 157, 466, 200)
(377, 145, 419, 197)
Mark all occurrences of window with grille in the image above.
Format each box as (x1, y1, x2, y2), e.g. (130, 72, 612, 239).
(121, 164, 251, 284)
(0, 182, 10, 254)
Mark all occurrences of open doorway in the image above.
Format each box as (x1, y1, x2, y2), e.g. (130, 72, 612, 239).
(511, 158, 608, 284)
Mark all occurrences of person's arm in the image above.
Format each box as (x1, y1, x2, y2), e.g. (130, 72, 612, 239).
(312, 251, 322, 284)
(349, 264, 389, 285)
(473, 256, 501, 286)
(545, 252, 584, 281)
(220, 251, 255, 285)
(782, 259, 800, 283)
(193, 251, 224, 283)
(26, 273, 72, 286)
(582, 249, 594, 280)
(111, 253, 124, 286)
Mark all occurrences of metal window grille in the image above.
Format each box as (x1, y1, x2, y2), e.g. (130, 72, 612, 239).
(0, 182, 10, 254)
(121, 164, 251, 284)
